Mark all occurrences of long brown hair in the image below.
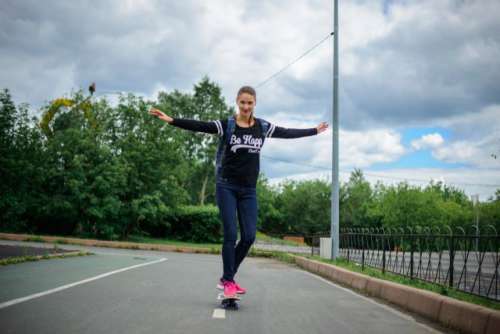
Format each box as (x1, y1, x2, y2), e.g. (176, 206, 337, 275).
(237, 86, 256, 126)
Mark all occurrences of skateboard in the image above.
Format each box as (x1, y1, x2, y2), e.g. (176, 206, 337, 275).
(217, 293, 240, 310)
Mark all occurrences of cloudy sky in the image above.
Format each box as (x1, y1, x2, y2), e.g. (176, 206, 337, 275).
(2, 0, 500, 199)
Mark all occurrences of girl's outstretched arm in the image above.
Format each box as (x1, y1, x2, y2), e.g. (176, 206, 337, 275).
(267, 121, 328, 139)
(149, 107, 223, 135)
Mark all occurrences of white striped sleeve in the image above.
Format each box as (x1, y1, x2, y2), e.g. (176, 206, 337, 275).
(266, 123, 276, 138)
(213, 120, 223, 136)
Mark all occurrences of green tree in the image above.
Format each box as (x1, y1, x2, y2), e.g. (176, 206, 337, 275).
(0, 89, 18, 230)
(276, 179, 331, 235)
(99, 94, 190, 238)
(340, 169, 376, 228)
(191, 77, 233, 205)
(156, 77, 233, 205)
(0, 90, 46, 232)
(376, 182, 436, 229)
(36, 96, 128, 238)
(256, 175, 283, 232)
(479, 190, 500, 234)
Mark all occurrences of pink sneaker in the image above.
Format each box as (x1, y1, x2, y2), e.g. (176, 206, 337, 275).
(234, 282, 246, 294)
(223, 280, 237, 298)
(217, 279, 246, 294)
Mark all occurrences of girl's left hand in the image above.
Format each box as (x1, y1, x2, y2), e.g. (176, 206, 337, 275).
(316, 122, 329, 134)
(149, 107, 173, 123)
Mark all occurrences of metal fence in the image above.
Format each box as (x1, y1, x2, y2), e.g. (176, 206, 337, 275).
(336, 226, 500, 301)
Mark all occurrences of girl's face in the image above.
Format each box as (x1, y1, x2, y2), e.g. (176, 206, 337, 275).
(237, 93, 256, 117)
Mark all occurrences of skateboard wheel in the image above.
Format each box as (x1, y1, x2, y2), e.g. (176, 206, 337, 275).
(221, 299, 239, 310)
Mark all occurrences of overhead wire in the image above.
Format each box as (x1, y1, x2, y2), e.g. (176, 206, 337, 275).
(255, 32, 334, 89)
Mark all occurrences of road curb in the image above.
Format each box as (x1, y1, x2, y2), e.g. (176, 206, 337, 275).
(0, 232, 216, 255)
(292, 255, 500, 334)
(0, 250, 84, 264)
(35, 250, 84, 259)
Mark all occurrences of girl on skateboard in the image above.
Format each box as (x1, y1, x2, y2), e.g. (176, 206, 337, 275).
(149, 86, 328, 298)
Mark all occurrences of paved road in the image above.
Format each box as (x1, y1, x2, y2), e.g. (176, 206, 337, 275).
(0, 240, 452, 334)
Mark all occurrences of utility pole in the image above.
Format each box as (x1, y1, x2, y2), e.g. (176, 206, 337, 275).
(330, 0, 339, 260)
(472, 194, 479, 251)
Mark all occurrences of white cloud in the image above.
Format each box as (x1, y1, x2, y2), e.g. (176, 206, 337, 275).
(432, 141, 480, 164)
(261, 124, 406, 178)
(339, 128, 406, 168)
(269, 167, 500, 200)
(430, 104, 500, 167)
(411, 133, 444, 150)
(437, 104, 500, 141)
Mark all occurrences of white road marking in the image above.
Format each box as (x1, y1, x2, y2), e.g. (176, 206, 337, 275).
(299, 270, 443, 334)
(0, 257, 167, 310)
(212, 308, 226, 319)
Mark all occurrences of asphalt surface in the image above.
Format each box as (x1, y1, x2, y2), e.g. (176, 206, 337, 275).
(0, 240, 453, 334)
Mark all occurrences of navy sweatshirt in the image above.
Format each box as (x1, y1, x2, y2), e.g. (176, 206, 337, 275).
(171, 117, 317, 187)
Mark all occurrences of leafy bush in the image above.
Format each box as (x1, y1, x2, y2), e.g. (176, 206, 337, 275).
(169, 205, 222, 243)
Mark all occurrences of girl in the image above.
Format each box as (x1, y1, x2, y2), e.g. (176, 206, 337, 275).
(149, 86, 328, 298)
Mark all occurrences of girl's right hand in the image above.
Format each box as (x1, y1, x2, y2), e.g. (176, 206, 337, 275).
(149, 107, 173, 123)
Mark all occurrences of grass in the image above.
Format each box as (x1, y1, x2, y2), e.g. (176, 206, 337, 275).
(306, 255, 500, 311)
(0, 251, 93, 266)
(255, 231, 305, 246)
(248, 248, 296, 264)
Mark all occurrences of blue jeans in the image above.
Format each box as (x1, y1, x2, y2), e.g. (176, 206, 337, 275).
(215, 179, 257, 282)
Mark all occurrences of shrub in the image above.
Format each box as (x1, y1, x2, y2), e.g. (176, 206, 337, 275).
(169, 205, 222, 243)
